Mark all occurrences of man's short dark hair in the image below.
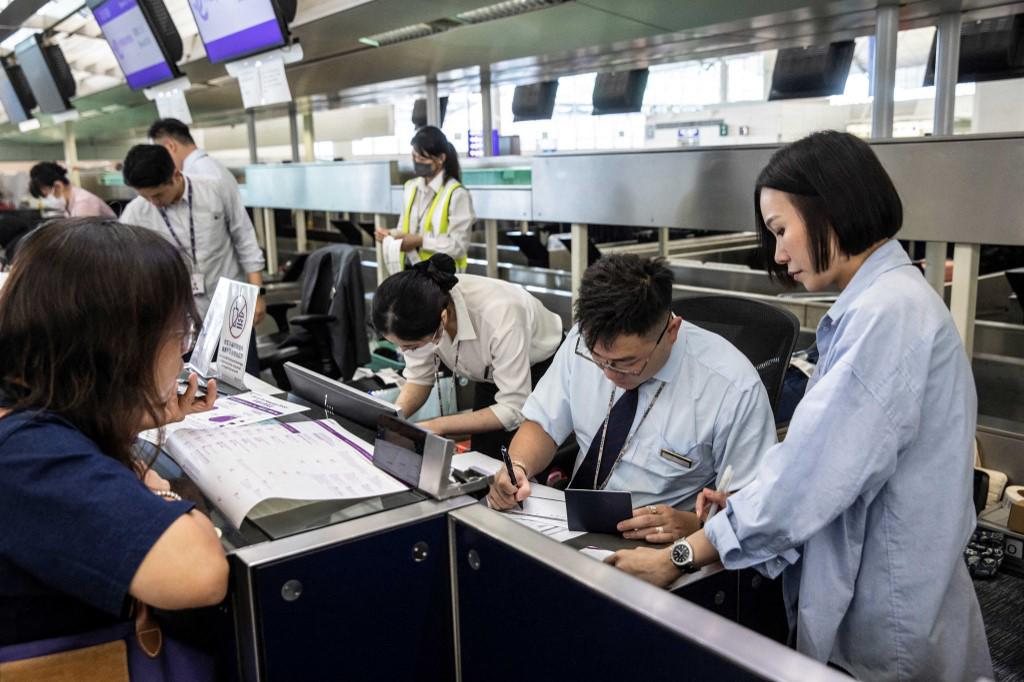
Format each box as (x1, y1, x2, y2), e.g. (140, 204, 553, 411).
(122, 144, 176, 189)
(575, 255, 674, 349)
(147, 118, 195, 145)
(754, 130, 903, 282)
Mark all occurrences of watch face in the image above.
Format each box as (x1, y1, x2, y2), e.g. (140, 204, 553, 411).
(671, 540, 692, 567)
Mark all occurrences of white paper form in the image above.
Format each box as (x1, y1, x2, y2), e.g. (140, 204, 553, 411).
(498, 484, 584, 542)
(139, 391, 308, 444)
(165, 420, 407, 527)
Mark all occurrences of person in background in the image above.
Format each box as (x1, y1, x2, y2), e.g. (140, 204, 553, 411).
(148, 118, 240, 192)
(375, 126, 475, 271)
(487, 255, 776, 543)
(608, 131, 993, 682)
(28, 162, 116, 219)
(120, 145, 265, 374)
(0, 218, 226, 649)
(372, 254, 563, 457)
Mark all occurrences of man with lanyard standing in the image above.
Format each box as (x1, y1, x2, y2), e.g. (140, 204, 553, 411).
(487, 255, 777, 543)
(120, 145, 266, 374)
(148, 118, 240, 193)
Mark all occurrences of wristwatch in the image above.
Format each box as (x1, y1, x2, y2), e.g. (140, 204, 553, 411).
(670, 538, 699, 573)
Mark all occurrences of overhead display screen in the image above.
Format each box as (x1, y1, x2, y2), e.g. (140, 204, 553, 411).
(93, 0, 175, 90)
(15, 37, 70, 115)
(188, 0, 286, 64)
(0, 66, 31, 124)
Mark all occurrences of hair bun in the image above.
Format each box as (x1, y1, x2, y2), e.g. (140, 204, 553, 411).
(411, 254, 458, 292)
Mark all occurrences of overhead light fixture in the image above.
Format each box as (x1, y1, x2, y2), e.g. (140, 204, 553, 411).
(455, 0, 567, 24)
(358, 23, 435, 47)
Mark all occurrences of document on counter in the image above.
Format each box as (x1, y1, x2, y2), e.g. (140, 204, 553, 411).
(139, 391, 309, 444)
(165, 419, 408, 527)
(497, 483, 584, 542)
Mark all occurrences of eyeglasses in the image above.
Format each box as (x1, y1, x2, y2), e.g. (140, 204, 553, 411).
(179, 319, 197, 356)
(575, 314, 672, 376)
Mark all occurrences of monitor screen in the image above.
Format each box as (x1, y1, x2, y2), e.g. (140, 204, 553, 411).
(15, 37, 69, 115)
(188, 0, 286, 64)
(0, 65, 30, 124)
(283, 362, 398, 431)
(93, 0, 175, 89)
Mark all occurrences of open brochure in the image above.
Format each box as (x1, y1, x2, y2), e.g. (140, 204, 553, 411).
(165, 420, 408, 528)
(139, 391, 309, 444)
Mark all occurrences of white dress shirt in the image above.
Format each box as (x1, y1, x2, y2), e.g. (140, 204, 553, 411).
(401, 172, 475, 265)
(120, 175, 265, 317)
(522, 322, 777, 509)
(402, 275, 563, 430)
(182, 148, 239, 192)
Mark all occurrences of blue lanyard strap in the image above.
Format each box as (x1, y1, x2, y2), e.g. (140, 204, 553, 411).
(159, 180, 196, 264)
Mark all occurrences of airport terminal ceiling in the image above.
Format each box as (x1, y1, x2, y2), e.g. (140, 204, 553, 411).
(2, 0, 1024, 144)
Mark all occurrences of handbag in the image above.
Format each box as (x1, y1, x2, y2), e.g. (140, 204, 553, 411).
(0, 602, 216, 682)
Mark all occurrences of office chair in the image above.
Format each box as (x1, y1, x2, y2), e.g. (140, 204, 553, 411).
(260, 245, 370, 390)
(671, 295, 801, 414)
(259, 254, 339, 388)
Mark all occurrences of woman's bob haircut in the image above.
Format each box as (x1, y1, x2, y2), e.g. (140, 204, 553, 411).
(754, 130, 903, 282)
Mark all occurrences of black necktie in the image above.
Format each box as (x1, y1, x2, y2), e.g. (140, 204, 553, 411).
(569, 387, 640, 490)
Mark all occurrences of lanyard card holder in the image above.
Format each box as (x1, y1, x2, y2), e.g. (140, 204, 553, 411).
(373, 415, 492, 499)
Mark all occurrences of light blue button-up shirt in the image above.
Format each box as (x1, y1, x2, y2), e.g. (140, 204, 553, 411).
(705, 241, 992, 681)
(522, 320, 777, 509)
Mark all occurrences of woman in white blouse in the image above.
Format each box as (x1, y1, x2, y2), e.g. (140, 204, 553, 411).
(372, 254, 564, 456)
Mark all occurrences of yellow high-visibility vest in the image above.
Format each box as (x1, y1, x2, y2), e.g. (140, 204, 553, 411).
(400, 178, 467, 270)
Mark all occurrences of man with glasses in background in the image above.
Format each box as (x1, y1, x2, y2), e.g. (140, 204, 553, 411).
(487, 255, 776, 543)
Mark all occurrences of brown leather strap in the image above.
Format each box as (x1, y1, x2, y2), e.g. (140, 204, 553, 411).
(134, 601, 163, 658)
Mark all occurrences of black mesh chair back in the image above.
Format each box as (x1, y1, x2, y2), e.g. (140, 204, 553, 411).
(671, 295, 800, 413)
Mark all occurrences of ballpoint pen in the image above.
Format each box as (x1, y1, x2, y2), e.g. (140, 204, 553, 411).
(500, 445, 524, 510)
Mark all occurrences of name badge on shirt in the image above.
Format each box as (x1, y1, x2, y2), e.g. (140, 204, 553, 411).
(660, 448, 694, 469)
(191, 273, 207, 296)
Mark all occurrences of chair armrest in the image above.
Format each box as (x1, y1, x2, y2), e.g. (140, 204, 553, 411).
(290, 314, 337, 328)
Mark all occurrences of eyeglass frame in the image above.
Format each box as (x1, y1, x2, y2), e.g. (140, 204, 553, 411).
(575, 313, 674, 377)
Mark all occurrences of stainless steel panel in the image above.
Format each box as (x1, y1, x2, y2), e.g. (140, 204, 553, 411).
(532, 145, 776, 231)
(233, 496, 474, 568)
(244, 161, 393, 213)
(449, 505, 846, 682)
(467, 187, 532, 221)
(533, 135, 1024, 246)
(974, 321, 1024, 359)
(974, 354, 1024, 424)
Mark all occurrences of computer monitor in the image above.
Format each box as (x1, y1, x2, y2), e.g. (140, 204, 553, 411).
(15, 35, 74, 115)
(0, 63, 34, 124)
(89, 0, 182, 90)
(284, 362, 398, 430)
(188, 0, 290, 63)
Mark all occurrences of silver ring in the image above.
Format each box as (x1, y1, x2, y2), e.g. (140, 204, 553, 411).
(657, 526, 664, 535)
(648, 505, 658, 514)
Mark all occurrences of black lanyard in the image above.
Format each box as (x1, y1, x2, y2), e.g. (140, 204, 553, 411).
(159, 180, 196, 264)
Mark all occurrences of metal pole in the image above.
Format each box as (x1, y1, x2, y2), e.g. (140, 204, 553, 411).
(62, 121, 79, 186)
(288, 101, 307, 252)
(926, 12, 962, 298)
(659, 227, 670, 258)
(485, 220, 498, 279)
(950, 243, 979, 356)
(870, 4, 898, 138)
(571, 223, 588, 308)
(302, 111, 315, 162)
(481, 65, 494, 156)
(246, 110, 258, 164)
(262, 207, 278, 274)
(426, 76, 440, 127)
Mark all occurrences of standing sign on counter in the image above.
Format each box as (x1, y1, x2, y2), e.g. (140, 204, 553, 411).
(187, 277, 231, 378)
(216, 279, 259, 388)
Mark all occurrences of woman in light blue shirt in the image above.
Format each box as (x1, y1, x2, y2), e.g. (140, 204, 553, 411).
(609, 131, 992, 681)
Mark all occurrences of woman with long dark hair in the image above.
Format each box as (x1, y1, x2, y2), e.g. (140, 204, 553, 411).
(0, 219, 227, 648)
(375, 126, 476, 271)
(609, 131, 992, 681)
(29, 162, 116, 218)
(372, 254, 563, 456)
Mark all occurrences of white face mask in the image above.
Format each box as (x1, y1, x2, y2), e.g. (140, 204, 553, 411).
(41, 194, 66, 212)
(401, 319, 445, 360)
